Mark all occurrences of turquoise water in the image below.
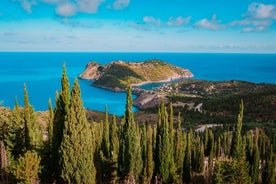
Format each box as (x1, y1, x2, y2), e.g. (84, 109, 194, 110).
(0, 52, 275, 115)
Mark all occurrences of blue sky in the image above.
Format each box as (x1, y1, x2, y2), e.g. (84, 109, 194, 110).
(0, 0, 276, 53)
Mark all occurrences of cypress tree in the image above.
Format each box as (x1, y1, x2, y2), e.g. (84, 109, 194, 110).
(52, 65, 71, 179)
(155, 100, 175, 183)
(6, 97, 24, 159)
(141, 125, 147, 183)
(48, 98, 54, 149)
(216, 136, 221, 158)
(59, 79, 95, 183)
(213, 161, 223, 184)
(231, 100, 244, 160)
(109, 115, 119, 183)
(146, 123, 154, 183)
(262, 146, 275, 184)
(250, 131, 260, 184)
(101, 106, 110, 159)
(174, 113, 185, 178)
(118, 82, 142, 182)
(192, 138, 204, 174)
(23, 84, 39, 150)
(141, 123, 154, 184)
(204, 125, 209, 155)
(14, 150, 41, 184)
(182, 130, 192, 184)
(231, 100, 251, 184)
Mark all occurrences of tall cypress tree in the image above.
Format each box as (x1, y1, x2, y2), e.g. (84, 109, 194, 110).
(7, 97, 24, 159)
(174, 113, 185, 179)
(231, 100, 244, 160)
(47, 98, 54, 149)
(118, 82, 142, 182)
(101, 106, 110, 159)
(52, 65, 71, 179)
(59, 79, 95, 184)
(231, 100, 251, 184)
(182, 130, 192, 184)
(262, 145, 275, 184)
(23, 84, 39, 150)
(109, 115, 119, 183)
(99, 106, 115, 183)
(155, 100, 175, 183)
(250, 130, 260, 184)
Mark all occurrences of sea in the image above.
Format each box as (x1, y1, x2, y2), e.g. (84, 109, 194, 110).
(0, 52, 275, 116)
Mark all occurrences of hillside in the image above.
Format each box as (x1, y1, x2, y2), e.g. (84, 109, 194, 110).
(79, 60, 193, 91)
(135, 80, 276, 124)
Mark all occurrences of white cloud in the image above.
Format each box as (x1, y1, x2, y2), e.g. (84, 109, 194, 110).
(15, 0, 37, 13)
(167, 16, 191, 27)
(242, 26, 266, 33)
(230, 2, 276, 33)
(113, 0, 130, 10)
(77, 0, 105, 13)
(195, 14, 225, 30)
(143, 16, 161, 26)
(247, 2, 276, 19)
(56, 2, 76, 17)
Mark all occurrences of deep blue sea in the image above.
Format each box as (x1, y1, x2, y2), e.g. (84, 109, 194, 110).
(0, 52, 275, 115)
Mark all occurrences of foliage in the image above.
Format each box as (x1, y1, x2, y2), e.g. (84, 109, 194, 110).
(1, 66, 276, 184)
(118, 82, 143, 182)
(59, 79, 96, 184)
(14, 151, 41, 184)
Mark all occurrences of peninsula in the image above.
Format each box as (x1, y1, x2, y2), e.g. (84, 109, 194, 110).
(79, 60, 194, 91)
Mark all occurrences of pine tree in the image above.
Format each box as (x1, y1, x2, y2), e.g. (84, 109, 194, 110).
(155, 100, 175, 183)
(59, 79, 96, 183)
(118, 82, 143, 182)
(14, 151, 41, 184)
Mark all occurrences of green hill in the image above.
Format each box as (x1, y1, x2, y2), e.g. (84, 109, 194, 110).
(79, 60, 193, 91)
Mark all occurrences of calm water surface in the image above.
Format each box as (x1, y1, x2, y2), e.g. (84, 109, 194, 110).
(0, 52, 275, 115)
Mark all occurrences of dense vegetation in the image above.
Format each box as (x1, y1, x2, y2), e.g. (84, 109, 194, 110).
(0, 67, 275, 184)
(163, 80, 276, 125)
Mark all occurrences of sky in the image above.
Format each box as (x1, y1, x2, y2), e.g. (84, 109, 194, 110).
(0, 0, 276, 53)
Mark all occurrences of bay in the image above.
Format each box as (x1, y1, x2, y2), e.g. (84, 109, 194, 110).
(0, 52, 275, 115)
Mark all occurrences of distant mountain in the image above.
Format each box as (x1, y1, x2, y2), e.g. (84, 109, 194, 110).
(79, 60, 194, 91)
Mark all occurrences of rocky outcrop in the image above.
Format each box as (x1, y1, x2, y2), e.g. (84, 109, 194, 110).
(79, 62, 102, 80)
